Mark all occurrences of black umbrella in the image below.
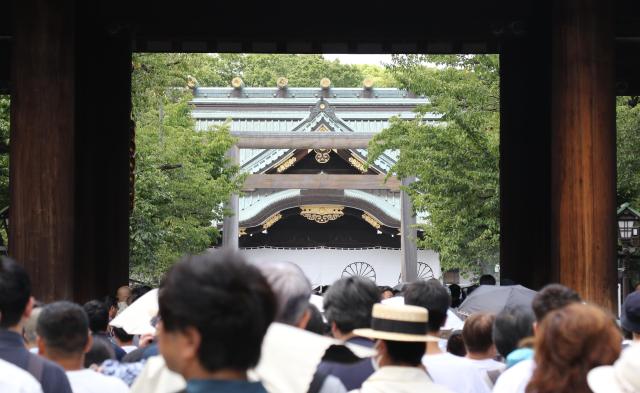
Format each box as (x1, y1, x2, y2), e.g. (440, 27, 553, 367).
(457, 285, 537, 318)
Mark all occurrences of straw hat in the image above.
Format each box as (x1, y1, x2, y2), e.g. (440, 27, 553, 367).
(353, 303, 440, 342)
(587, 344, 640, 393)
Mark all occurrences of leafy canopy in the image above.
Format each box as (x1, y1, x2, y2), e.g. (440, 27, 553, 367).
(368, 55, 500, 275)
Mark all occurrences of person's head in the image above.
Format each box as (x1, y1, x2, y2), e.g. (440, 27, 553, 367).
(379, 286, 394, 300)
(128, 284, 152, 305)
(492, 304, 535, 358)
(256, 261, 311, 326)
(377, 340, 426, 367)
(479, 274, 496, 286)
(83, 300, 109, 333)
(117, 286, 131, 303)
(0, 257, 33, 329)
(84, 336, 114, 368)
(531, 284, 581, 322)
(158, 250, 276, 379)
(404, 279, 450, 333)
(323, 276, 380, 338)
(23, 307, 42, 349)
(449, 284, 462, 307)
(113, 327, 134, 346)
(446, 331, 467, 357)
(621, 291, 640, 339)
(462, 312, 496, 358)
(304, 304, 328, 336)
(36, 301, 91, 368)
(104, 296, 118, 320)
(527, 303, 621, 393)
(353, 303, 436, 367)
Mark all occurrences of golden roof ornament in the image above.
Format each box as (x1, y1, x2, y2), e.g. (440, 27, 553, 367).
(231, 77, 244, 89)
(363, 78, 374, 90)
(277, 77, 289, 89)
(320, 78, 332, 90)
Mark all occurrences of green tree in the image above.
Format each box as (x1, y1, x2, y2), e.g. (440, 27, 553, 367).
(130, 53, 243, 283)
(617, 96, 640, 207)
(368, 55, 500, 275)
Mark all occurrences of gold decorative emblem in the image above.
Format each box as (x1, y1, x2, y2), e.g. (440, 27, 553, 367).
(231, 77, 244, 89)
(239, 227, 247, 237)
(314, 148, 330, 163)
(363, 78, 374, 89)
(315, 124, 330, 132)
(276, 156, 297, 173)
(262, 213, 282, 230)
(300, 205, 344, 224)
(348, 156, 368, 173)
(320, 78, 332, 89)
(319, 103, 326, 110)
(362, 213, 382, 229)
(276, 77, 288, 89)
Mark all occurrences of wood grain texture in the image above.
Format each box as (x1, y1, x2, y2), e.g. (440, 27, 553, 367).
(10, 0, 76, 301)
(551, 0, 616, 309)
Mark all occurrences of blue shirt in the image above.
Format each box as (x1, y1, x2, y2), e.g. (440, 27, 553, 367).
(0, 329, 73, 393)
(187, 379, 268, 393)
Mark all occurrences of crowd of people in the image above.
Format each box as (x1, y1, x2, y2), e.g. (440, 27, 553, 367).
(1, 251, 639, 393)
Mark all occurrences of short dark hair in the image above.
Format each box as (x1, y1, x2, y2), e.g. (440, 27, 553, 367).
(531, 284, 581, 322)
(479, 274, 496, 285)
(384, 340, 425, 366)
(113, 327, 133, 343)
(446, 331, 467, 357)
(37, 301, 89, 356)
(404, 279, 450, 333)
(462, 312, 496, 353)
(493, 305, 535, 358)
(83, 300, 109, 333)
(323, 276, 380, 333)
(128, 285, 153, 305)
(159, 250, 276, 372)
(84, 336, 115, 368)
(305, 304, 328, 335)
(0, 257, 31, 328)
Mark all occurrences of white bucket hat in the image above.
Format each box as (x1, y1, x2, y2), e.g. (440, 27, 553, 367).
(587, 343, 640, 393)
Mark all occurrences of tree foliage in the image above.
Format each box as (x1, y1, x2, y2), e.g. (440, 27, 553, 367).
(617, 96, 640, 207)
(368, 55, 500, 275)
(130, 53, 393, 282)
(130, 54, 243, 283)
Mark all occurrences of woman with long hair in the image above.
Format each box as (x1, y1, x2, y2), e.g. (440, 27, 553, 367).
(526, 303, 622, 393)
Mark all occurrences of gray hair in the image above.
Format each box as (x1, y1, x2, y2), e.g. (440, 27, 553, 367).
(256, 261, 311, 325)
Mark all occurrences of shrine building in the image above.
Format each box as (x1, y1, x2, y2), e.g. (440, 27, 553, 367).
(191, 79, 440, 286)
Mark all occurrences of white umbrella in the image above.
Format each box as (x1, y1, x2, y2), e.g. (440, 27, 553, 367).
(109, 288, 158, 335)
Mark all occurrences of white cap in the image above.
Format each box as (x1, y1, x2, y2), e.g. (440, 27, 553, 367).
(587, 343, 640, 393)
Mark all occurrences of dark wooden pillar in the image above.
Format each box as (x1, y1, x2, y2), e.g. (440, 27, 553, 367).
(10, 0, 76, 300)
(551, 0, 616, 309)
(73, 8, 132, 302)
(499, 17, 552, 289)
(11, 0, 131, 302)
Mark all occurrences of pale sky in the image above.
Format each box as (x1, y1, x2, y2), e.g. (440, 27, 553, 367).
(323, 54, 392, 66)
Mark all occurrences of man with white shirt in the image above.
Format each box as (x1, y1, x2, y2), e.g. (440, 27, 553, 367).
(492, 284, 581, 393)
(0, 357, 43, 393)
(404, 279, 491, 393)
(36, 301, 128, 393)
(461, 313, 504, 388)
